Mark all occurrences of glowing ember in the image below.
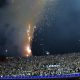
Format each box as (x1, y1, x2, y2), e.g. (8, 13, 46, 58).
(25, 45, 31, 54)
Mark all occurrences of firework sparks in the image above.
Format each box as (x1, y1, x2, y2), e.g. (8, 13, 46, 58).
(23, 24, 36, 57)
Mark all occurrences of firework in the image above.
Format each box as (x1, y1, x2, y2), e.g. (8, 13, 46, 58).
(23, 24, 36, 57)
(22, 0, 47, 57)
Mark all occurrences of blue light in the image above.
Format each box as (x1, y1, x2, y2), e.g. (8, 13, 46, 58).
(0, 73, 80, 79)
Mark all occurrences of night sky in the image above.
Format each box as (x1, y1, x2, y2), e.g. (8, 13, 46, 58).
(0, 0, 80, 56)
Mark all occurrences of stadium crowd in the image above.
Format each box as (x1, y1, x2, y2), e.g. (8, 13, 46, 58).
(0, 53, 80, 76)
